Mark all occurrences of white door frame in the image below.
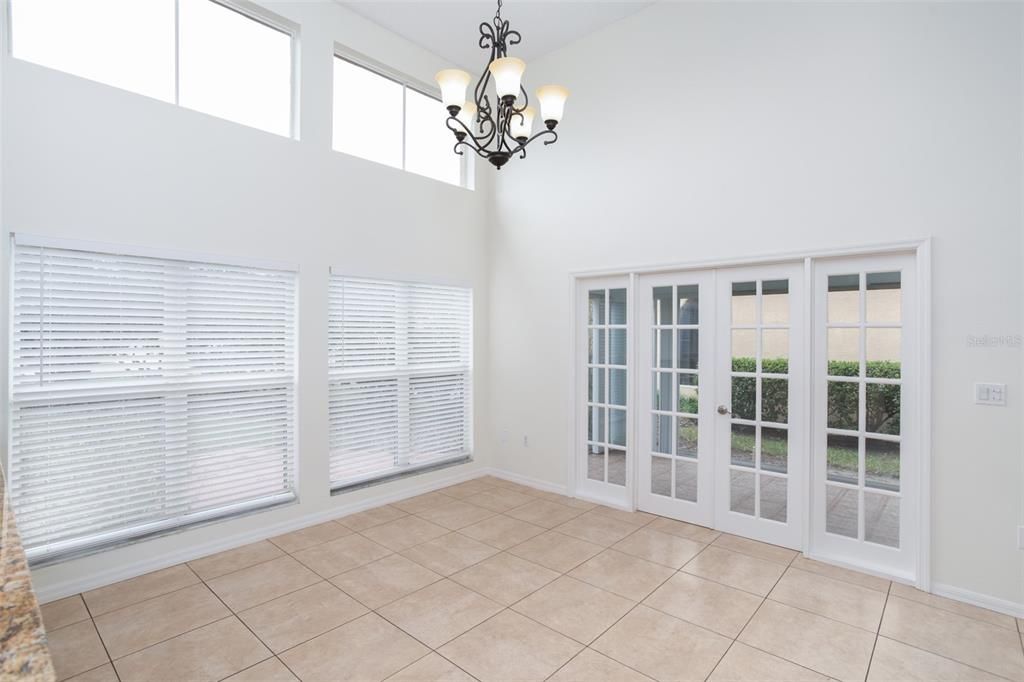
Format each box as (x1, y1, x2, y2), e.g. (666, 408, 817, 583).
(567, 239, 931, 590)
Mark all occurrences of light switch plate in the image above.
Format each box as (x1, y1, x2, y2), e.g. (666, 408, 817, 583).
(974, 383, 1007, 406)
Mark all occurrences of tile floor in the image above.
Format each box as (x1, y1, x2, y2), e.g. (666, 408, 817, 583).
(41, 476, 1024, 682)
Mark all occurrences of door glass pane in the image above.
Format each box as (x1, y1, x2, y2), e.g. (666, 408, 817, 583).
(760, 475, 787, 522)
(677, 330, 698, 369)
(866, 328, 901, 377)
(590, 329, 606, 365)
(588, 406, 605, 442)
(609, 289, 628, 325)
(730, 423, 755, 467)
(827, 381, 858, 430)
(587, 444, 605, 481)
(589, 290, 606, 325)
(732, 281, 757, 325)
(608, 369, 627, 406)
(655, 329, 673, 368)
(762, 329, 788, 371)
(652, 415, 672, 454)
(827, 328, 860, 368)
(608, 448, 626, 485)
(653, 286, 673, 325)
(674, 459, 698, 502)
(676, 417, 698, 458)
(731, 377, 756, 420)
(677, 285, 699, 324)
(609, 329, 628, 366)
(826, 485, 858, 538)
(761, 378, 788, 423)
(677, 374, 698, 413)
(826, 434, 859, 484)
(588, 367, 605, 403)
(609, 409, 626, 447)
(761, 280, 789, 325)
(731, 329, 756, 369)
(653, 372, 673, 411)
(865, 439, 900, 491)
(866, 272, 901, 323)
(730, 470, 755, 515)
(760, 427, 788, 473)
(651, 456, 671, 496)
(865, 383, 900, 435)
(864, 492, 899, 547)
(827, 274, 859, 323)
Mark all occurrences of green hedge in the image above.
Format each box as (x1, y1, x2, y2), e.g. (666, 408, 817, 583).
(721, 358, 900, 434)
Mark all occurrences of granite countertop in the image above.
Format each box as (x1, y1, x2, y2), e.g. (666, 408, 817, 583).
(0, 467, 55, 680)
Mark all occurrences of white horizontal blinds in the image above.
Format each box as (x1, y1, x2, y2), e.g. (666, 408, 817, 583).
(329, 275, 472, 487)
(9, 239, 297, 562)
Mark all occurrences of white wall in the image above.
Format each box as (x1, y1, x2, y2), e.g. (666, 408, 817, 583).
(489, 2, 1023, 606)
(0, 0, 492, 598)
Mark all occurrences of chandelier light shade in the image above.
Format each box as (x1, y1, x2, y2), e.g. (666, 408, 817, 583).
(436, 0, 568, 169)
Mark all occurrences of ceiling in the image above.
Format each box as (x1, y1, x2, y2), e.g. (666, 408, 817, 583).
(338, 1, 654, 70)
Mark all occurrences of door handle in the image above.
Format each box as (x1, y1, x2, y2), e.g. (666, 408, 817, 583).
(717, 405, 733, 416)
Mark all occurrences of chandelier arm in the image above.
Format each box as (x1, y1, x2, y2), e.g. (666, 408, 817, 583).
(445, 113, 496, 148)
(508, 128, 558, 156)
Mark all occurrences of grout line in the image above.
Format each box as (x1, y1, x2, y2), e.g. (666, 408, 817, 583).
(864, 581, 893, 682)
(76, 589, 120, 682)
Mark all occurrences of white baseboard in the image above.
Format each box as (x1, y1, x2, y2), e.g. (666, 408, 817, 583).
(483, 468, 567, 496)
(35, 465, 486, 604)
(932, 582, 1024, 620)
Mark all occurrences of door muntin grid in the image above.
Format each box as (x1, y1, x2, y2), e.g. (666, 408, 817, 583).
(824, 271, 902, 548)
(587, 287, 627, 486)
(728, 279, 790, 523)
(649, 284, 700, 502)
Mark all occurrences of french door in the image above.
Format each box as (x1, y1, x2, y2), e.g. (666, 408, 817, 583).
(635, 263, 805, 549)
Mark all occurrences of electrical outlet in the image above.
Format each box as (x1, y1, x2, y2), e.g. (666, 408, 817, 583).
(974, 383, 1006, 406)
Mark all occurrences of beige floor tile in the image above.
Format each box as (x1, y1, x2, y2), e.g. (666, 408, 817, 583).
(188, 540, 285, 581)
(439, 610, 582, 682)
(400, 532, 498, 576)
(292, 533, 392, 578)
(547, 648, 652, 682)
(337, 504, 408, 532)
(94, 583, 230, 659)
(331, 554, 443, 609)
(683, 546, 785, 596)
(415, 500, 497, 530)
(238, 581, 368, 653)
(83, 564, 199, 616)
(569, 549, 674, 601)
(279, 612, 429, 682)
(531, 492, 597, 511)
(438, 479, 498, 500)
(488, 480, 544, 497)
(362, 516, 451, 552)
(65, 663, 118, 682)
(789, 556, 891, 593)
(867, 636, 1004, 681)
(512, 576, 634, 645)
(770, 567, 886, 632)
(224, 657, 298, 682)
(48, 620, 109, 682)
(507, 531, 604, 573)
(880, 595, 1024, 681)
(644, 572, 762, 638)
(378, 579, 502, 648)
(592, 605, 731, 681)
(462, 488, 537, 512)
(450, 552, 560, 606)
(587, 506, 656, 528)
(1018, 617, 1023, 633)
(113, 617, 269, 682)
(646, 517, 721, 543)
(458, 514, 546, 550)
(890, 582, 1018, 630)
(553, 512, 641, 546)
(268, 521, 351, 554)
(41, 595, 90, 632)
(712, 534, 797, 565)
(393, 491, 457, 514)
(738, 600, 875, 681)
(612, 527, 704, 568)
(505, 500, 586, 529)
(709, 642, 827, 681)
(207, 555, 320, 611)
(386, 653, 475, 681)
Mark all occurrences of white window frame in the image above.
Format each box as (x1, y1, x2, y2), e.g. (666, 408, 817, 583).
(333, 44, 472, 189)
(7, 0, 301, 139)
(6, 232, 300, 565)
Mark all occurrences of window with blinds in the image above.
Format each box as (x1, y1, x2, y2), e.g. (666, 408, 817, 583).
(8, 235, 297, 564)
(328, 274, 472, 488)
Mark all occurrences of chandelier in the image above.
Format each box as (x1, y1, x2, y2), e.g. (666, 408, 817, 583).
(435, 0, 569, 170)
